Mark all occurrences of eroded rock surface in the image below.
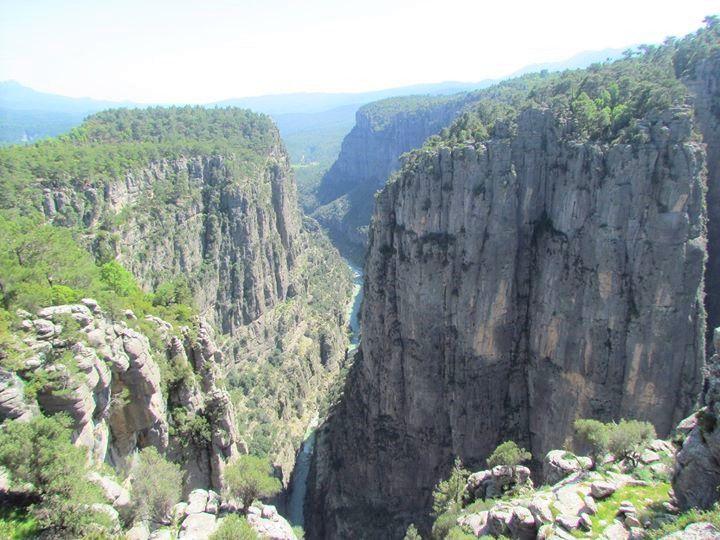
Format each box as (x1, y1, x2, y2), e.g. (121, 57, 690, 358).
(308, 103, 707, 537)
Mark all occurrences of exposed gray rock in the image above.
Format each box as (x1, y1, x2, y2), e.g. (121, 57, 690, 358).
(660, 522, 720, 539)
(673, 323, 720, 509)
(591, 481, 618, 500)
(308, 99, 706, 536)
(0, 368, 38, 421)
(179, 512, 217, 539)
(465, 465, 532, 501)
(543, 450, 591, 485)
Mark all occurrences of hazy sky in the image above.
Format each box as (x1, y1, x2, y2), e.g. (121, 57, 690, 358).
(1, 0, 718, 103)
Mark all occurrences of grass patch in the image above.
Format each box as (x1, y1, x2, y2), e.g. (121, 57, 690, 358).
(589, 482, 671, 534)
(0, 508, 39, 540)
(646, 504, 720, 539)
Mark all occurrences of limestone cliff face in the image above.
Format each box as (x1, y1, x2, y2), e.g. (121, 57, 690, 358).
(313, 95, 476, 261)
(685, 52, 720, 336)
(42, 145, 300, 336)
(307, 105, 707, 537)
(29, 112, 352, 493)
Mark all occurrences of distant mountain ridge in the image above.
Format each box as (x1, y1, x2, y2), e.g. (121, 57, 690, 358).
(0, 46, 627, 146)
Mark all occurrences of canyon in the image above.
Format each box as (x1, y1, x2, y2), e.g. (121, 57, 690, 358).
(0, 19, 719, 540)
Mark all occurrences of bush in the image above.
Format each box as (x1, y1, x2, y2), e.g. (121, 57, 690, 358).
(404, 523, 422, 540)
(574, 418, 656, 467)
(0, 414, 108, 536)
(607, 419, 656, 465)
(574, 418, 610, 463)
(223, 455, 281, 513)
(432, 458, 469, 515)
(209, 514, 258, 540)
(486, 441, 531, 468)
(130, 447, 183, 523)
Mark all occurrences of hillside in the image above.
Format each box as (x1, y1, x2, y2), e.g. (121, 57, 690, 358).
(0, 106, 353, 537)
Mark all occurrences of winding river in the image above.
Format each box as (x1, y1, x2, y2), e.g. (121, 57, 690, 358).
(287, 260, 364, 527)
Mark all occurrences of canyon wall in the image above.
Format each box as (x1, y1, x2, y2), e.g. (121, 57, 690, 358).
(312, 94, 478, 261)
(307, 98, 708, 538)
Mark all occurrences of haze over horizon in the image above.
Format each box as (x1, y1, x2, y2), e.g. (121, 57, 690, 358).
(1, 0, 717, 104)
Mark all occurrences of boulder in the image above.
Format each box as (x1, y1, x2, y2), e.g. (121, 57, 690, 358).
(508, 506, 536, 539)
(88, 472, 132, 516)
(660, 522, 720, 539)
(601, 521, 630, 540)
(186, 489, 209, 514)
(529, 497, 554, 524)
(0, 368, 38, 421)
(179, 512, 217, 539)
(126, 522, 150, 540)
(556, 514, 581, 531)
(205, 490, 220, 514)
(553, 483, 587, 516)
(246, 505, 297, 539)
(466, 465, 533, 500)
(457, 512, 488, 536)
(590, 481, 618, 499)
(543, 450, 591, 485)
(487, 507, 512, 536)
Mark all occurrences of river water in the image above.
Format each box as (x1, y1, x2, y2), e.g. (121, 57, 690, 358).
(287, 260, 364, 527)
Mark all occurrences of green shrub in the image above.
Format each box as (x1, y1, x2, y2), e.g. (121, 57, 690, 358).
(0, 414, 108, 536)
(607, 419, 656, 466)
(486, 441, 531, 468)
(432, 458, 469, 515)
(209, 514, 258, 540)
(130, 447, 183, 523)
(575, 418, 656, 467)
(404, 523, 422, 540)
(574, 418, 610, 463)
(223, 455, 281, 513)
(431, 511, 460, 540)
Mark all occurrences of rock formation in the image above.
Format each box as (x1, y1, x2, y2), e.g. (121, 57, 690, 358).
(307, 93, 708, 537)
(673, 327, 720, 510)
(0, 300, 242, 492)
(312, 94, 478, 261)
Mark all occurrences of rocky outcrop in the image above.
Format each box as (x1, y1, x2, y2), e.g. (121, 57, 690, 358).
(673, 327, 720, 510)
(1, 300, 243, 493)
(313, 94, 478, 261)
(167, 325, 243, 492)
(307, 101, 707, 537)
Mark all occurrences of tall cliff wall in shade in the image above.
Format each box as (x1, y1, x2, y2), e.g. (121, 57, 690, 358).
(307, 39, 714, 537)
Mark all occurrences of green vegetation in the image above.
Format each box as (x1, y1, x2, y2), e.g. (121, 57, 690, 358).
(398, 17, 720, 181)
(404, 523, 422, 540)
(486, 441, 532, 469)
(648, 503, 720, 539)
(223, 455, 282, 513)
(432, 458, 470, 516)
(129, 446, 184, 523)
(587, 482, 671, 536)
(0, 414, 111, 537)
(0, 106, 278, 222)
(0, 508, 39, 540)
(209, 514, 259, 540)
(574, 418, 656, 467)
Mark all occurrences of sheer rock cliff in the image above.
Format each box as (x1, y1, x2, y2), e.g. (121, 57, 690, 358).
(307, 104, 708, 537)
